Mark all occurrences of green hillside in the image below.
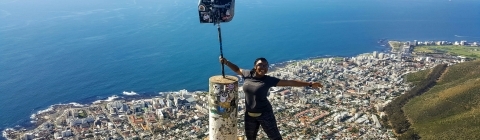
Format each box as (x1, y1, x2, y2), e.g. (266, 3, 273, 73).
(403, 60, 480, 140)
(405, 69, 431, 86)
(414, 45, 480, 59)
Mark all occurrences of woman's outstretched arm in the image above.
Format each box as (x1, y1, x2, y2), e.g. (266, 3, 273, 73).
(277, 80, 323, 88)
(219, 57, 243, 76)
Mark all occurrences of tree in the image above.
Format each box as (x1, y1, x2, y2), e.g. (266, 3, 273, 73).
(350, 127, 359, 133)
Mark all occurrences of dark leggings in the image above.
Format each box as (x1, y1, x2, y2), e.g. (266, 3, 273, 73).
(244, 111, 282, 140)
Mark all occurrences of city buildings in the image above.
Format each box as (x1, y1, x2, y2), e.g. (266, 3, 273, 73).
(4, 48, 468, 140)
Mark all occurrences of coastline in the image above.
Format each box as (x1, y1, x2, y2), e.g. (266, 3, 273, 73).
(0, 38, 474, 139)
(6, 38, 477, 136)
(1, 44, 391, 138)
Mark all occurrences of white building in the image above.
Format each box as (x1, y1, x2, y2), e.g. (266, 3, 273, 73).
(22, 133, 34, 140)
(378, 53, 385, 59)
(454, 41, 460, 46)
(61, 130, 72, 137)
(156, 109, 164, 119)
(107, 101, 128, 114)
(67, 116, 94, 127)
(371, 114, 382, 128)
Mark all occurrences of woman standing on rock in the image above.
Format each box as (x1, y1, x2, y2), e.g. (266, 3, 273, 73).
(220, 56, 323, 140)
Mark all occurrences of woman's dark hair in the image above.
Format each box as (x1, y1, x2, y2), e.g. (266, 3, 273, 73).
(251, 57, 268, 74)
(253, 57, 268, 65)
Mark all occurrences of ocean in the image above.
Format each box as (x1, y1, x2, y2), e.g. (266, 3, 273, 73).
(1, 0, 479, 134)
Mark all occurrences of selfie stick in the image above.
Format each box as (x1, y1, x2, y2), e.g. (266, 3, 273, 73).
(218, 24, 225, 78)
(213, 8, 225, 78)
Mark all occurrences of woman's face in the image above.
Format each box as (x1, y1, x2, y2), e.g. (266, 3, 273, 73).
(254, 60, 268, 76)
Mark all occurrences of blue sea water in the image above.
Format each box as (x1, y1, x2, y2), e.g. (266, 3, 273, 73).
(1, 0, 480, 133)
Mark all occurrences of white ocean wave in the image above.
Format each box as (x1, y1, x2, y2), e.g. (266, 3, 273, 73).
(93, 95, 120, 104)
(29, 102, 85, 121)
(30, 114, 37, 120)
(2, 128, 14, 139)
(68, 102, 85, 107)
(92, 100, 102, 104)
(33, 106, 54, 117)
(105, 95, 119, 101)
(122, 91, 138, 96)
(2, 130, 7, 139)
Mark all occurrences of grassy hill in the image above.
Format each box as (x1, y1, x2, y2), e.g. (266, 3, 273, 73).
(413, 45, 480, 59)
(405, 69, 431, 86)
(403, 60, 480, 139)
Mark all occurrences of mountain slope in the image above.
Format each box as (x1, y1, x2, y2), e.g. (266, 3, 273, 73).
(403, 60, 480, 140)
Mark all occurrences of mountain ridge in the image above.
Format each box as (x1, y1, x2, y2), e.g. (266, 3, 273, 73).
(403, 60, 480, 139)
